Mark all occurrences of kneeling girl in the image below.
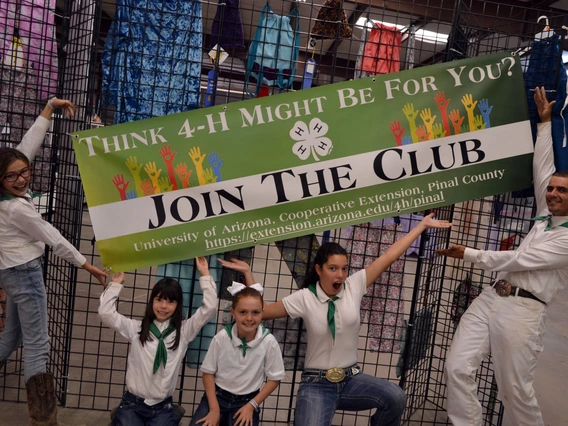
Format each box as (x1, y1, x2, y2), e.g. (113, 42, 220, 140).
(190, 282, 285, 426)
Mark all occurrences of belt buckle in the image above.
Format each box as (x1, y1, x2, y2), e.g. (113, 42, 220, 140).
(325, 367, 345, 383)
(494, 280, 512, 297)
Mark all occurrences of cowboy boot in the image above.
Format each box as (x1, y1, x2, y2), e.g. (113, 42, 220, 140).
(26, 372, 66, 426)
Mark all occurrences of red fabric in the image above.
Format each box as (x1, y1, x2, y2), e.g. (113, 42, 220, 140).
(362, 22, 402, 75)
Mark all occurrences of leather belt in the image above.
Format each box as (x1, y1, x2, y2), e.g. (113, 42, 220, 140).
(302, 365, 362, 383)
(492, 280, 546, 305)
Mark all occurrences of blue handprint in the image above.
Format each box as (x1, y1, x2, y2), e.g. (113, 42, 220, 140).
(126, 190, 138, 200)
(478, 99, 493, 128)
(207, 152, 224, 182)
(401, 135, 413, 146)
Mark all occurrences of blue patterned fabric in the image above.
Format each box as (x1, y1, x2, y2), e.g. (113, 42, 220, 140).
(102, 0, 203, 124)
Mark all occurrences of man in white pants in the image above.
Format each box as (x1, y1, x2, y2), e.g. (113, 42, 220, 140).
(437, 86, 568, 426)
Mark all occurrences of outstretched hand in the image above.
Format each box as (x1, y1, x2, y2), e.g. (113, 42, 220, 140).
(111, 272, 125, 284)
(83, 262, 108, 287)
(436, 244, 466, 259)
(50, 98, 77, 117)
(218, 258, 251, 273)
(421, 212, 452, 229)
(534, 86, 555, 123)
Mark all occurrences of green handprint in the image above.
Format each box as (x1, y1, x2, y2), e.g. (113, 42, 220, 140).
(158, 177, 174, 193)
(473, 115, 487, 131)
(461, 94, 478, 132)
(125, 156, 144, 197)
(189, 146, 207, 186)
(144, 161, 162, 194)
(402, 103, 420, 143)
(419, 108, 437, 138)
(203, 168, 218, 184)
(432, 123, 446, 139)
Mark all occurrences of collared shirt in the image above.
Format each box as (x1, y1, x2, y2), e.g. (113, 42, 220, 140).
(464, 122, 568, 305)
(98, 276, 218, 406)
(0, 116, 86, 269)
(282, 269, 367, 369)
(200, 323, 285, 395)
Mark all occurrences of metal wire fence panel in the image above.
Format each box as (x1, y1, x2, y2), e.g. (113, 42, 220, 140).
(1, 0, 565, 424)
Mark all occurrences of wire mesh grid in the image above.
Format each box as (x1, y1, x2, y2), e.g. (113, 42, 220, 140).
(0, 0, 566, 424)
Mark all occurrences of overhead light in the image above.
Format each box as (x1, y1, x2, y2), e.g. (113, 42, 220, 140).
(356, 17, 449, 45)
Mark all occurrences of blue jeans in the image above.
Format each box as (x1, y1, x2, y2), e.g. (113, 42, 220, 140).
(294, 372, 406, 426)
(189, 386, 260, 426)
(0, 258, 48, 382)
(112, 391, 182, 426)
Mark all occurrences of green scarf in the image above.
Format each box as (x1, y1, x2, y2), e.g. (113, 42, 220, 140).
(149, 322, 175, 374)
(531, 215, 568, 231)
(224, 323, 251, 357)
(308, 284, 339, 341)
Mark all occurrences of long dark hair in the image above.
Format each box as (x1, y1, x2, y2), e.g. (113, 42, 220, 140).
(0, 148, 30, 195)
(302, 242, 348, 288)
(139, 278, 184, 351)
(232, 286, 264, 309)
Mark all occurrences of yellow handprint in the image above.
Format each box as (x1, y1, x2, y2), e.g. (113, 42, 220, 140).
(144, 161, 162, 194)
(432, 123, 446, 139)
(473, 115, 487, 131)
(189, 147, 207, 186)
(402, 103, 420, 143)
(158, 177, 174, 193)
(461, 94, 478, 132)
(419, 108, 437, 139)
(203, 168, 218, 185)
(125, 156, 144, 197)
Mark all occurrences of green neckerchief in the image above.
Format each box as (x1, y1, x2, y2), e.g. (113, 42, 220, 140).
(0, 189, 42, 202)
(223, 323, 269, 357)
(149, 322, 175, 374)
(531, 215, 568, 231)
(308, 284, 339, 341)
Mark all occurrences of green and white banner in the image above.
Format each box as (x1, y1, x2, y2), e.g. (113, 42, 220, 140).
(73, 52, 533, 271)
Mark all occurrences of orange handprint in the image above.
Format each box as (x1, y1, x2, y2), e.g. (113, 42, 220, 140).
(140, 179, 156, 196)
(448, 109, 465, 135)
(175, 163, 193, 189)
(159, 145, 179, 190)
(434, 92, 451, 136)
(415, 125, 430, 142)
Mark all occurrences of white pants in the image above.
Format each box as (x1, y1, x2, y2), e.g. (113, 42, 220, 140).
(445, 286, 547, 426)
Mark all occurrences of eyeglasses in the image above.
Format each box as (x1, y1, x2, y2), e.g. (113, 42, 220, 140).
(2, 167, 32, 183)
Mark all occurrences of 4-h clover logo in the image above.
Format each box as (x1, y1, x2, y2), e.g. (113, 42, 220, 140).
(289, 118, 333, 161)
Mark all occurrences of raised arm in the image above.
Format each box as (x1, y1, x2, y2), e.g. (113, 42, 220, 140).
(182, 258, 219, 341)
(98, 273, 140, 341)
(17, 98, 76, 161)
(219, 258, 289, 320)
(533, 86, 556, 215)
(365, 213, 452, 286)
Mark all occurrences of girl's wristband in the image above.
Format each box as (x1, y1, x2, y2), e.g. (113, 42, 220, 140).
(248, 399, 259, 412)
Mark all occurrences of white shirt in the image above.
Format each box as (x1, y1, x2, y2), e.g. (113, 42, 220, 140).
(0, 116, 86, 269)
(464, 122, 568, 305)
(200, 323, 285, 395)
(98, 276, 218, 405)
(282, 269, 367, 369)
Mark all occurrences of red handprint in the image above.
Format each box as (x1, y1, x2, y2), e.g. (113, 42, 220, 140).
(159, 145, 179, 190)
(434, 92, 451, 136)
(175, 163, 193, 189)
(415, 125, 430, 142)
(140, 179, 156, 196)
(389, 121, 406, 146)
(448, 109, 465, 135)
(112, 174, 130, 200)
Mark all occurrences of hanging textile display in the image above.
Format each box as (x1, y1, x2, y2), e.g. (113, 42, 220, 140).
(361, 22, 402, 75)
(310, 0, 352, 39)
(0, 0, 58, 99)
(450, 273, 481, 325)
(342, 223, 405, 353)
(245, 4, 300, 96)
(102, 0, 203, 124)
(210, 0, 245, 50)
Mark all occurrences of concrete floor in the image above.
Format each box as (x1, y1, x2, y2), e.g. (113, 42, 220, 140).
(1, 286, 567, 426)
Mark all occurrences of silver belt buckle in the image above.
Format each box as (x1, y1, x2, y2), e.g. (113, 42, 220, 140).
(494, 280, 512, 297)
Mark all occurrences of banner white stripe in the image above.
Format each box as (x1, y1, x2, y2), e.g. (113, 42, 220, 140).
(90, 121, 532, 241)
